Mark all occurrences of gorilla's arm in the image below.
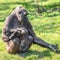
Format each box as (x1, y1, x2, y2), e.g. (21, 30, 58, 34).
(23, 17, 36, 39)
(2, 16, 18, 42)
(2, 16, 11, 42)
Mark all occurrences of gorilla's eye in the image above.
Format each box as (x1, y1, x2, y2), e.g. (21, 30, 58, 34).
(19, 11, 21, 14)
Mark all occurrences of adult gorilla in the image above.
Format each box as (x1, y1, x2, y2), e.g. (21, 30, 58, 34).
(2, 6, 58, 54)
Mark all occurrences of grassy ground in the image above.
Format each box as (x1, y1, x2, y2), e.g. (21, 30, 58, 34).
(0, 0, 60, 60)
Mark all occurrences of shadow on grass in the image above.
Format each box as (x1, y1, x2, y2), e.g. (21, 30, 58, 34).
(0, 4, 10, 10)
(18, 50, 52, 59)
(44, 2, 60, 9)
(0, 20, 4, 22)
(45, 13, 60, 17)
(0, 19, 4, 22)
(0, 29, 2, 34)
(56, 50, 60, 54)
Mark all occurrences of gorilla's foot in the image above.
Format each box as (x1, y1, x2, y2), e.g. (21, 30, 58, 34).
(49, 44, 58, 53)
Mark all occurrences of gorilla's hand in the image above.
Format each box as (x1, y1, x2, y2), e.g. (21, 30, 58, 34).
(2, 36, 10, 42)
(49, 44, 58, 53)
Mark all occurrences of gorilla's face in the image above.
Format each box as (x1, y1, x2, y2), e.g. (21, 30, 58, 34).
(15, 6, 28, 22)
(18, 9, 28, 17)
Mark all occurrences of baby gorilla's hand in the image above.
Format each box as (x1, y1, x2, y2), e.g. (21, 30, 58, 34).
(17, 28, 28, 35)
(10, 29, 17, 33)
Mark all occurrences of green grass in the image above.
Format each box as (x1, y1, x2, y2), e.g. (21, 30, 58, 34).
(0, 0, 60, 60)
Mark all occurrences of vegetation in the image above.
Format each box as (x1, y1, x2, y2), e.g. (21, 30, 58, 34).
(0, 0, 60, 60)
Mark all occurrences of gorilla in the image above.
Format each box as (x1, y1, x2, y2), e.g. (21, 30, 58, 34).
(2, 6, 58, 54)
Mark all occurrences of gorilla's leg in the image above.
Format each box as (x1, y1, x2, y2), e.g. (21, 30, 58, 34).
(19, 36, 33, 53)
(6, 38, 20, 54)
(33, 37, 58, 52)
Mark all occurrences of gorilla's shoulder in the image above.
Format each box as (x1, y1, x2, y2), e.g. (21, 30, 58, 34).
(5, 15, 14, 23)
(6, 15, 13, 20)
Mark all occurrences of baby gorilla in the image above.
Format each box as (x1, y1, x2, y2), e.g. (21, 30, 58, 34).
(2, 6, 58, 54)
(6, 27, 33, 53)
